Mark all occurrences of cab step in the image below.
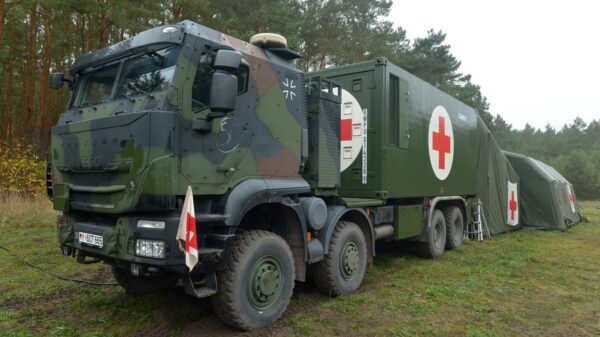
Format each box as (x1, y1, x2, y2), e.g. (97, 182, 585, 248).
(182, 272, 217, 298)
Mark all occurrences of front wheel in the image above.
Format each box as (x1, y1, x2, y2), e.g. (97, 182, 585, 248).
(212, 230, 295, 331)
(313, 221, 367, 297)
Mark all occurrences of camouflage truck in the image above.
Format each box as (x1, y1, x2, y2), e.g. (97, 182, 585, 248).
(48, 21, 477, 330)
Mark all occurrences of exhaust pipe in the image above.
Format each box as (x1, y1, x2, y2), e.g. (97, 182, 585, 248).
(374, 224, 394, 240)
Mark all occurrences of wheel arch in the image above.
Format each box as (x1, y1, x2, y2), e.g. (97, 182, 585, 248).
(222, 178, 311, 227)
(223, 179, 311, 282)
(428, 196, 466, 228)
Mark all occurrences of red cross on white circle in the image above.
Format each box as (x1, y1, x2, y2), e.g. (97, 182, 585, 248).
(509, 191, 517, 220)
(428, 106, 454, 180)
(339, 89, 366, 172)
(507, 181, 519, 226)
(340, 119, 352, 141)
(566, 184, 576, 213)
(432, 116, 451, 169)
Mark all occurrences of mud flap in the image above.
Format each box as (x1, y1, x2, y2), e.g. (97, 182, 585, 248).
(57, 221, 74, 245)
(102, 229, 119, 256)
(52, 183, 70, 212)
(116, 218, 134, 259)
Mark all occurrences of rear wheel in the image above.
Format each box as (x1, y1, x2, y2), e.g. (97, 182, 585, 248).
(417, 209, 446, 258)
(444, 206, 464, 250)
(212, 230, 295, 330)
(112, 266, 178, 295)
(313, 221, 367, 296)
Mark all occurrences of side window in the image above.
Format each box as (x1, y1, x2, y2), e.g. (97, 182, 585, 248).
(192, 54, 249, 111)
(192, 55, 213, 111)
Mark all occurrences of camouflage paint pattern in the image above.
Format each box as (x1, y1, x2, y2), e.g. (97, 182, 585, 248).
(51, 21, 314, 265)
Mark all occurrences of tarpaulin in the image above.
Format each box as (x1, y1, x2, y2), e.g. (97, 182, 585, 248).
(475, 117, 521, 235)
(504, 151, 580, 231)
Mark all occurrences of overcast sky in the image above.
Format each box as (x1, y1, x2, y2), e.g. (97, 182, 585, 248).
(389, 0, 599, 130)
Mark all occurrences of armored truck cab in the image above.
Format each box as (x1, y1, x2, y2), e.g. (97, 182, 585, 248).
(49, 21, 477, 330)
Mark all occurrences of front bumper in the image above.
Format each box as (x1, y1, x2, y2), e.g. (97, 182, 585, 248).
(57, 212, 226, 275)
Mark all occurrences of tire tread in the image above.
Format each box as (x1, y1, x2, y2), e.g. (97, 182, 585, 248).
(313, 221, 366, 297)
(212, 230, 294, 330)
(443, 206, 464, 250)
(417, 209, 446, 258)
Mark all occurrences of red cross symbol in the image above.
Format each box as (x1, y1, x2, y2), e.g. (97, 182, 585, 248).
(432, 116, 451, 169)
(509, 191, 517, 220)
(340, 119, 352, 141)
(567, 190, 574, 203)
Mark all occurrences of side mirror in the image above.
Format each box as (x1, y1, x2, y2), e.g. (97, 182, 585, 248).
(50, 73, 66, 89)
(213, 49, 242, 71)
(209, 49, 243, 114)
(210, 71, 238, 113)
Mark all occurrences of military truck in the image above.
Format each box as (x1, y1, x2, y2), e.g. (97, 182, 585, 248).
(48, 21, 477, 330)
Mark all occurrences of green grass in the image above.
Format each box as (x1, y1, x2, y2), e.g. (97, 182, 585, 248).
(1, 197, 599, 337)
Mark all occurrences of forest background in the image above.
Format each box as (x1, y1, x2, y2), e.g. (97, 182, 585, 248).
(0, 0, 598, 198)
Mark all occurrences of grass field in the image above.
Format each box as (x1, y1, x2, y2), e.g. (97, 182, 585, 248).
(1, 198, 599, 337)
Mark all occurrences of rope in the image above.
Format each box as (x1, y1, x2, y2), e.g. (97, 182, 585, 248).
(0, 245, 118, 286)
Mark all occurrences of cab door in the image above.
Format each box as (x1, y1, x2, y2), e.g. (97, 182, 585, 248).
(179, 39, 253, 195)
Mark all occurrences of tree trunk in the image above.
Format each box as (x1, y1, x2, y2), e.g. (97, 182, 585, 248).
(78, 11, 85, 54)
(5, 4, 14, 142)
(0, 0, 5, 39)
(86, 12, 94, 51)
(37, 4, 51, 151)
(22, 3, 39, 142)
(172, 3, 182, 22)
(0, 1, 5, 139)
(319, 53, 326, 70)
(98, 5, 108, 47)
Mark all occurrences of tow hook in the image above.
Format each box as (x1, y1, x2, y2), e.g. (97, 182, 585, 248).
(76, 251, 101, 264)
(61, 246, 73, 256)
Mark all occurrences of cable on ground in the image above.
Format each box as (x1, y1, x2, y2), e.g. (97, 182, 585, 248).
(0, 245, 118, 286)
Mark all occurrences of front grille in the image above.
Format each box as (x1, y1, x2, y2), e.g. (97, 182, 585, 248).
(65, 172, 130, 210)
(68, 172, 129, 186)
(70, 191, 124, 209)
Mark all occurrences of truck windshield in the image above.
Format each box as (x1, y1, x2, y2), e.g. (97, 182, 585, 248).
(72, 46, 181, 107)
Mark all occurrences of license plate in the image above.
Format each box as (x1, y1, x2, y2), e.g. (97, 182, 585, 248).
(78, 232, 103, 248)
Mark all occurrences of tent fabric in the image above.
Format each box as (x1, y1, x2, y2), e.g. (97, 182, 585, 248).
(503, 151, 581, 231)
(475, 117, 521, 235)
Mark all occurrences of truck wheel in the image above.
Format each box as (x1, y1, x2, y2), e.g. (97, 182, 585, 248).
(313, 221, 367, 297)
(444, 206, 464, 250)
(212, 230, 295, 331)
(111, 266, 179, 295)
(418, 209, 446, 258)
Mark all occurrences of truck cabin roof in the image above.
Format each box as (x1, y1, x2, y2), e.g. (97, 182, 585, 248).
(70, 20, 300, 76)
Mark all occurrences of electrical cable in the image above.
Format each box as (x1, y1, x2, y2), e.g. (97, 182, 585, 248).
(0, 245, 118, 286)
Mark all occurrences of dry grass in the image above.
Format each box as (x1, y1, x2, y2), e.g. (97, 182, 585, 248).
(0, 194, 54, 229)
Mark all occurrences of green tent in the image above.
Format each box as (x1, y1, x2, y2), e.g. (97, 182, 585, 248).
(475, 117, 521, 235)
(503, 151, 581, 231)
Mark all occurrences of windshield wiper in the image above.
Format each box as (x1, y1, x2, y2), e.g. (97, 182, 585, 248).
(119, 89, 156, 102)
(118, 93, 136, 103)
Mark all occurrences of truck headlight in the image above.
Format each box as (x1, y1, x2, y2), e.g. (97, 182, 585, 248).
(135, 239, 166, 259)
(137, 220, 165, 230)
